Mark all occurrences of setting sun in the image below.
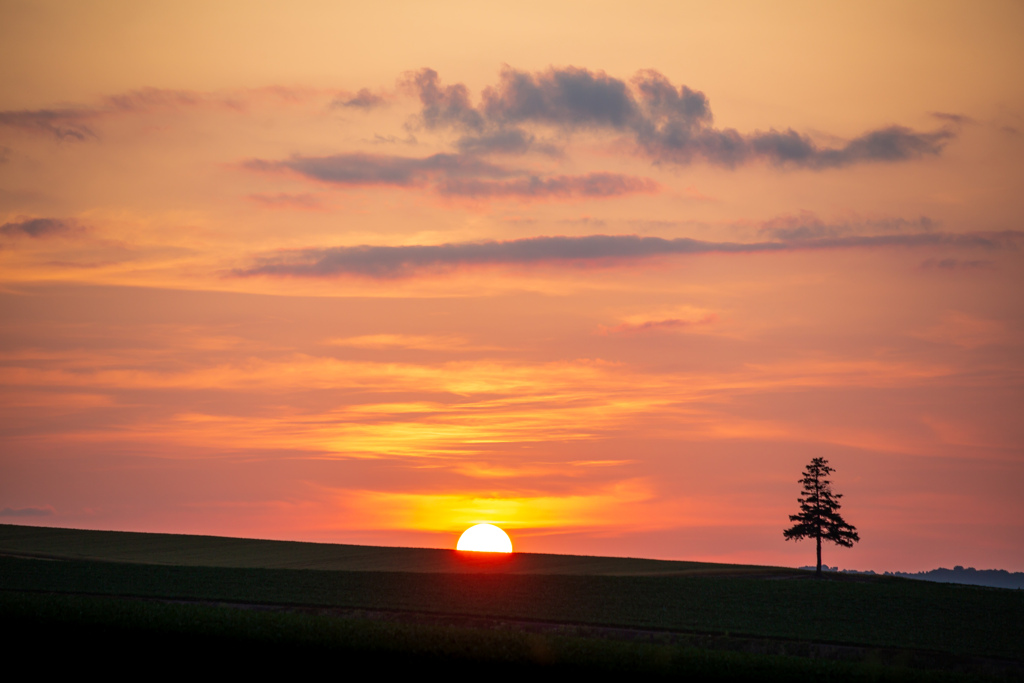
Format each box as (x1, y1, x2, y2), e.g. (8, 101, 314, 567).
(456, 524, 513, 553)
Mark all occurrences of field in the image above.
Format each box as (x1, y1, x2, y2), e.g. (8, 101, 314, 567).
(2, 524, 1021, 680)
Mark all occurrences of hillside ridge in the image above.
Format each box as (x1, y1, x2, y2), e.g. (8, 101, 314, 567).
(0, 524, 793, 576)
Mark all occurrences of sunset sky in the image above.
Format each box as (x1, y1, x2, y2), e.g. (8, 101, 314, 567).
(1, 0, 1022, 572)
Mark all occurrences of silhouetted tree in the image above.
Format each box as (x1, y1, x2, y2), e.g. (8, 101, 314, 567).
(783, 457, 859, 577)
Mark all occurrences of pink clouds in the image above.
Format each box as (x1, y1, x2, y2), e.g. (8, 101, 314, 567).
(599, 315, 717, 336)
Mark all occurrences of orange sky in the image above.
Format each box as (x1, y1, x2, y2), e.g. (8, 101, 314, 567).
(1, 0, 1022, 572)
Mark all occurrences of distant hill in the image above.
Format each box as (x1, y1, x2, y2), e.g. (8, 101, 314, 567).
(888, 567, 1024, 590)
(0, 523, 794, 577)
(801, 564, 1024, 589)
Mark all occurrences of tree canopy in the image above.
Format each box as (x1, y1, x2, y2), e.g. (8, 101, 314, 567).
(784, 457, 859, 576)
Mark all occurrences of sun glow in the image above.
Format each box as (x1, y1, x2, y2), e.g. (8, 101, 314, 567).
(456, 523, 513, 553)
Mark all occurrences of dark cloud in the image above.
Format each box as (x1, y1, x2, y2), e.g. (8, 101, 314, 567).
(638, 122, 951, 169)
(372, 133, 418, 145)
(403, 68, 484, 131)
(481, 66, 639, 129)
(332, 88, 386, 109)
(0, 146, 10, 163)
(809, 126, 953, 168)
(437, 173, 657, 199)
(921, 257, 995, 270)
(630, 69, 728, 164)
(103, 88, 208, 112)
(405, 67, 957, 169)
(930, 112, 975, 126)
(759, 213, 936, 241)
(0, 218, 73, 238)
(601, 316, 717, 335)
(0, 506, 54, 517)
(791, 232, 1017, 250)
(456, 129, 537, 155)
(0, 88, 234, 142)
(247, 152, 656, 200)
(235, 230, 1022, 279)
(0, 108, 95, 141)
(237, 236, 772, 278)
(871, 215, 935, 231)
(633, 70, 712, 128)
(235, 234, 770, 278)
(246, 152, 511, 187)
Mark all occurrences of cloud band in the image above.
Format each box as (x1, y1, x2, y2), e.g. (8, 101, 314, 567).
(235, 231, 1019, 279)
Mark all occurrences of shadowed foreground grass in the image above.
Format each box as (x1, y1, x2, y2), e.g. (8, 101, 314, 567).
(3, 555, 1022, 663)
(2, 525, 1022, 680)
(1, 591, 1000, 682)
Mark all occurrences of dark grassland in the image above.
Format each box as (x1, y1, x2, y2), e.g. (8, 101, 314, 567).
(0, 522, 774, 575)
(2, 525, 1021, 680)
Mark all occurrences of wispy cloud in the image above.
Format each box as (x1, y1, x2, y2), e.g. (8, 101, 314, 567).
(455, 128, 560, 156)
(101, 87, 233, 112)
(0, 108, 96, 141)
(234, 231, 1022, 279)
(929, 112, 976, 126)
(246, 152, 656, 200)
(0, 87, 278, 142)
(234, 234, 768, 278)
(0, 88, 222, 141)
(0, 218, 75, 239)
(437, 173, 657, 198)
(331, 88, 387, 109)
(921, 258, 995, 270)
(601, 318, 715, 335)
(246, 152, 510, 187)
(599, 308, 718, 335)
(0, 505, 54, 517)
(758, 212, 935, 241)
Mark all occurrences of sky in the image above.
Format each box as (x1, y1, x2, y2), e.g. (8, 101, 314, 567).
(1, 0, 1022, 572)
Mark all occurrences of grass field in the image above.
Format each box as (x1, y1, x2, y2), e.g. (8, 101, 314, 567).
(2, 524, 1021, 680)
(0, 523, 782, 575)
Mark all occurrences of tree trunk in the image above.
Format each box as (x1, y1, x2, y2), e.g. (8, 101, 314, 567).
(816, 533, 822, 578)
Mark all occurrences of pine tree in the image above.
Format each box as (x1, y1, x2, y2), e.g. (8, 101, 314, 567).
(783, 457, 860, 577)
